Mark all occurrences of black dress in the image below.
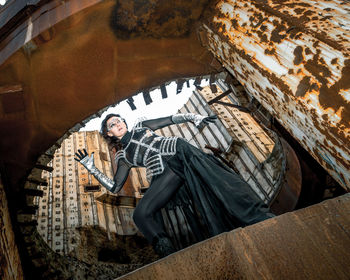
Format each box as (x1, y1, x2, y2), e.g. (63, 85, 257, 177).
(155, 138, 273, 249)
(114, 117, 273, 249)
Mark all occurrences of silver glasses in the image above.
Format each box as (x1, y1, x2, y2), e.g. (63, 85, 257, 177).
(107, 117, 123, 131)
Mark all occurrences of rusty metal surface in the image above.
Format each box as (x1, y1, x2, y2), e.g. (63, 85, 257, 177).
(200, 0, 350, 190)
(110, 0, 211, 39)
(117, 193, 350, 280)
(270, 138, 302, 215)
(0, 0, 211, 65)
(0, 0, 103, 65)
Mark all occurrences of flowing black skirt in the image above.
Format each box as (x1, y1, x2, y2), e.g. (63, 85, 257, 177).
(154, 139, 273, 249)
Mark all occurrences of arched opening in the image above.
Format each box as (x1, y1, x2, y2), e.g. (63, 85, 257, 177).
(22, 73, 344, 278)
(1, 0, 349, 278)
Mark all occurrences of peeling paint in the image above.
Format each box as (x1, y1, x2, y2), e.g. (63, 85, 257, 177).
(201, 0, 350, 189)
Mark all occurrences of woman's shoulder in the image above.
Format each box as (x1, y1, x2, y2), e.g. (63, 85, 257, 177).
(132, 117, 149, 130)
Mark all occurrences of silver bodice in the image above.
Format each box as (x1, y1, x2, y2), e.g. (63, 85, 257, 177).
(115, 121, 178, 181)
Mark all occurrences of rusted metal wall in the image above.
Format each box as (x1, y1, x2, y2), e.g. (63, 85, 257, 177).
(200, 0, 350, 190)
(117, 193, 350, 280)
(0, 176, 24, 279)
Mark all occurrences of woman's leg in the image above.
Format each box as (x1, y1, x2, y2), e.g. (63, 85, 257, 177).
(132, 166, 184, 251)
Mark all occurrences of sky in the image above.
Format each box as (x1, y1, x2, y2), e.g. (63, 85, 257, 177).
(0, 0, 5, 5)
(80, 79, 210, 132)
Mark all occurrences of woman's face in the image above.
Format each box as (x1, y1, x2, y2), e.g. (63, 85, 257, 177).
(106, 116, 128, 139)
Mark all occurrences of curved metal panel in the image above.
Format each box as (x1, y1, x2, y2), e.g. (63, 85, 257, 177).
(201, 0, 350, 190)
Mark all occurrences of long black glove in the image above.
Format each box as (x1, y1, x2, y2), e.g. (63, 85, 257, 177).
(172, 113, 217, 130)
(141, 114, 217, 131)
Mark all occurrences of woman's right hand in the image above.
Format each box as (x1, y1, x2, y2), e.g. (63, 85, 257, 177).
(74, 149, 95, 171)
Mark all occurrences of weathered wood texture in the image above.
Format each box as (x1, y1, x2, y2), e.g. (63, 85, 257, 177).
(201, 0, 350, 190)
(117, 193, 350, 280)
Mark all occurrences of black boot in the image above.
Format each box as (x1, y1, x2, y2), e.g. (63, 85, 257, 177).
(152, 235, 176, 258)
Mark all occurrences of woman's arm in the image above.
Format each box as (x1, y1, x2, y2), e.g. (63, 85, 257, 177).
(142, 114, 217, 131)
(171, 113, 217, 129)
(74, 149, 131, 194)
(111, 158, 131, 193)
(142, 116, 173, 131)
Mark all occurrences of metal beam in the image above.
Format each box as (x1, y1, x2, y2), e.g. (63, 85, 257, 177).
(207, 89, 231, 105)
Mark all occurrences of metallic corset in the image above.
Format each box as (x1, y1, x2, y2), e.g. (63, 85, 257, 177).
(115, 121, 178, 182)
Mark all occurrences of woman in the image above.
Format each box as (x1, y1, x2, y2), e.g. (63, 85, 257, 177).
(75, 113, 274, 257)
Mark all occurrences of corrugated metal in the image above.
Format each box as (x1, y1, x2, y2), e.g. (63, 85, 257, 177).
(201, 0, 350, 190)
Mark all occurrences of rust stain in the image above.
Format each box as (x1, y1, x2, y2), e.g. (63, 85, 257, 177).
(110, 0, 210, 39)
(270, 20, 288, 43)
(295, 76, 311, 97)
(293, 46, 304, 65)
(203, 0, 350, 189)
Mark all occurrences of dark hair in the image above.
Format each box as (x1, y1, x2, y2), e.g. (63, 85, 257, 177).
(100, 113, 127, 150)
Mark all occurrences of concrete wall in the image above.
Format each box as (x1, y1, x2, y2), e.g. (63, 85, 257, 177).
(36, 131, 138, 256)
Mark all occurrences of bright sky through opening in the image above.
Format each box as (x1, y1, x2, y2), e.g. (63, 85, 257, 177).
(80, 79, 210, 132)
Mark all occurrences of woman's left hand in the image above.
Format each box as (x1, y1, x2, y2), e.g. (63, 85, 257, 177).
(197, 115, 217, 129)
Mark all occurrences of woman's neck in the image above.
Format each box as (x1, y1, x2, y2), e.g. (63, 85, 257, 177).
(120, 131, 131, 146)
